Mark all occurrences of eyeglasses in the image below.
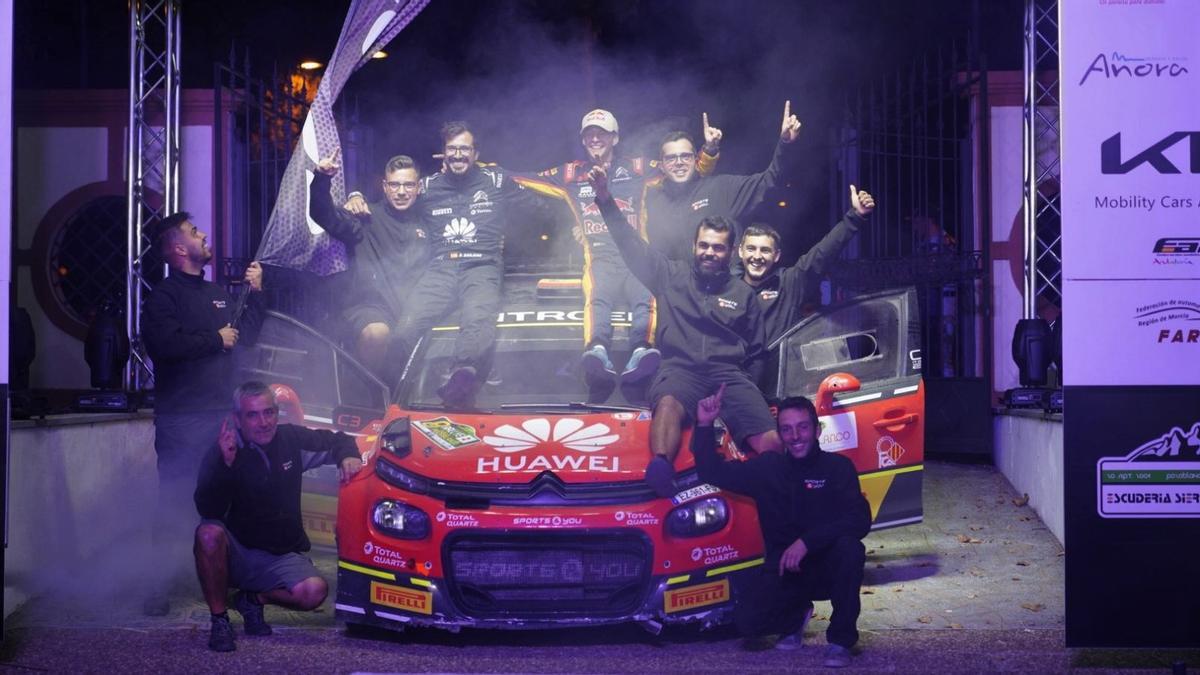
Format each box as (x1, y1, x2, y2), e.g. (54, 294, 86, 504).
(383, 181, 419, 192)
(445, 145, 475, 156)
(662, 152, 696, 166)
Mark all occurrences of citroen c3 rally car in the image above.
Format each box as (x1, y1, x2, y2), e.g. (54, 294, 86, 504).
(239, 274, 924, 633)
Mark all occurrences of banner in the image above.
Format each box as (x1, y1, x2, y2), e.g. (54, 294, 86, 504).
(256, 0, 430, 275)
(1059, 0, 1200, 648)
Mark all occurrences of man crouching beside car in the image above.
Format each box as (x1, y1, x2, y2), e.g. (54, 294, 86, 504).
(193, 381, 364, 651)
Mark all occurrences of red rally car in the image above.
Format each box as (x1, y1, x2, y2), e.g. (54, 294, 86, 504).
(240, 275, 924, 633)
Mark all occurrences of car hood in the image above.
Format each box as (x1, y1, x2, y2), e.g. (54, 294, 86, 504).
(380, 408, 675, 483)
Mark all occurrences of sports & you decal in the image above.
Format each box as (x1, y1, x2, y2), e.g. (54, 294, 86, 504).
(1097, 422, 1200, 519)
(412, 417, 480, 451)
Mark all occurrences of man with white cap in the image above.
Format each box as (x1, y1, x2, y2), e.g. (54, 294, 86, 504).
(517, 109, 718, 384)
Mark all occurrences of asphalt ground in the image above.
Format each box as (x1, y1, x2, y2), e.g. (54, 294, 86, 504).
(3, 460, 1197, 673)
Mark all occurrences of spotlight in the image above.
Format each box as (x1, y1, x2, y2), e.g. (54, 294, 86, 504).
(372, 50, 388, 59)
(777, 201, 787, 208)
(540, 233, 549, 241)
(299, 61, 323, 71)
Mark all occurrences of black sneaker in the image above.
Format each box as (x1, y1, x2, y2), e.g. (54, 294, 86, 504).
(208, 613, 236, 652)
(234, 590, 272, 636)
(437, 366, 478, 406)
(645, 455, 676, 498)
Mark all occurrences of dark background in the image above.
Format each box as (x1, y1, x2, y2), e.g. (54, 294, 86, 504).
(14, 0, 1024, 260)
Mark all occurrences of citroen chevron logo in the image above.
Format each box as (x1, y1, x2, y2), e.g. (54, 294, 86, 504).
(482, 418, 619, 454)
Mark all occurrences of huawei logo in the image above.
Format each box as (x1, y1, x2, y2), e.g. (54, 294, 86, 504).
(483, 418, 618, 453)
(443, 217, 477, 243)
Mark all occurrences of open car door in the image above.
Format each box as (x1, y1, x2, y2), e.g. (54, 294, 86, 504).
(235, 310, 391, 546)
(772, 287, 924, 529)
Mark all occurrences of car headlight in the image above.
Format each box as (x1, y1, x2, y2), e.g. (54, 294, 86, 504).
(380, 417, 412, 458)
(375, 456, 429, 494)
(372, 499, 430, 540)
(666, 497, 728, 538)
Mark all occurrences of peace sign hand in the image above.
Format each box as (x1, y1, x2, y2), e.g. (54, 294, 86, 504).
(218, 415, 238, 467)
(780, 100, 802, 143)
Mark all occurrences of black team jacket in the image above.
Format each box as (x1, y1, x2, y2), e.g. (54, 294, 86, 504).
(642, 139, 796, 263)
(598, 194, 763, 369)
(691, 425, 871, 567)
(753, 209, 865, 345)
(418, 164, 546, 267)
(194, 424, 359, 555)
(143, 271, 261, 414)
(308, 172, 428, 319)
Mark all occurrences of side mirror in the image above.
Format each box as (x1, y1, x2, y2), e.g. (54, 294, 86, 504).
(815, 372, 861, 415)
(270, 383, 305, 422)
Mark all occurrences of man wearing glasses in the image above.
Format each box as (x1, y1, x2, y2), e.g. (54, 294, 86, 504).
(396, 120, 550, 404)
(643, 102, 803, 263)
(310, 150, 427, 374)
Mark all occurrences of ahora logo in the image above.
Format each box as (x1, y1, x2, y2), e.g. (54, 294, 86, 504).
(1079, 52, 1189, 86)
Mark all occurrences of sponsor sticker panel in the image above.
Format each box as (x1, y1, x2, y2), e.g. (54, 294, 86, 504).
(1062, 279, 1200, 386)
(1096, 422, 1200, 518)
(663, 578, 729, 614)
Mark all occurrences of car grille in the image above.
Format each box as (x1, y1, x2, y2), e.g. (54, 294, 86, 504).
(444, 530, 651, 618)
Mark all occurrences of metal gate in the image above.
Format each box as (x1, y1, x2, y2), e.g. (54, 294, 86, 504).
(827, 36, 992, 456)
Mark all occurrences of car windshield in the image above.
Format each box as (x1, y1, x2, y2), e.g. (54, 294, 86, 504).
(403, 331, 650, 412)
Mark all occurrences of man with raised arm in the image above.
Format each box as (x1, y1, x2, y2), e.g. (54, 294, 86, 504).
(589, 164, 781, 497)
(643, 102, 802, 263)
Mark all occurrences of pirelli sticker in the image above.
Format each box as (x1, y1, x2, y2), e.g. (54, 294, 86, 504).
(370, 581, 433, 615)
(663, 578, 730, 613)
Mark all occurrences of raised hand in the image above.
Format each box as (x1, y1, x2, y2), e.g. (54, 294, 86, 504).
(702, 112, 723, 153)
(218, 415, 239, 467)
(243, 261, 263, 292)
(850, 184, 875, 217)
(315, 147, 341, 175)
(780, 100, 802, 143)
(696, 383, 727, 427)
(586, 165, 610, 201)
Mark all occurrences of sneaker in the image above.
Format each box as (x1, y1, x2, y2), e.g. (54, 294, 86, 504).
(581, 344, 617, 380)
(208, 613, 236, 652)
(822, 643, 852, 668)
(234, 590, 272, 636)
(645, 455, 675, 498)
(142, 592, 170, 617)
(437, 366, 478, 405)
(775, 605, 814, 650)
(621, 346, 661, 382)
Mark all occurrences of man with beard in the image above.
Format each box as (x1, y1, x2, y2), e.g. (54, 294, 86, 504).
(691, 388, 870, 668)
(194, 381, 363, 651)
(520, 109, 719, 382)
(141, 212, 262, 615)
(590, 166, 781, 497)
(310, 149, 427, 374)
(395, 121, 550, 404)
(643, 103, 802, 263)
(741, 185, 874, 384)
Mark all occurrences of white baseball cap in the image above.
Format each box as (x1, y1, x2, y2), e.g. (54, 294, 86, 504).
(580, 109, 619, 134)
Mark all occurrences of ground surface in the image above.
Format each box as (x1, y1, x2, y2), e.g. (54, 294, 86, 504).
(2, 461, 1196, 673)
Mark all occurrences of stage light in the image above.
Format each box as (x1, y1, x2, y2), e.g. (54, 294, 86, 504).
(778, 201, 787, 208)
(299, 61, 324, 71)
(540, 233, 549, 241)
(372, 50, 388, 59)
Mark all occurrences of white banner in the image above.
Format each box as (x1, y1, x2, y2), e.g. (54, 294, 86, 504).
(1060, 0, 1200, 386)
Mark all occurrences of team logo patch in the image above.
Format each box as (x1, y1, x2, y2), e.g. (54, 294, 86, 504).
(717, 298, 738, 310)
(691, 198, 710, 211)
(759, 290, 779, 301)
(804, 479, 827, 489)
(212, 300, 227, 309)
(472, 190, 489, 203)
(443, 218, 477, 243)
(412, 417, 480, 450)
(431, 207, 453, 216)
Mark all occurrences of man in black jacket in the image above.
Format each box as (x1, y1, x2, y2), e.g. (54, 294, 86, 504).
(691, 388, 870, 668)
(590, 166, 781, 497)
(741, 185, 874, 384)
(141, 212, 262, 616)
(193, 381, 363, 651)
(394, 120, 551, 404)
(310, 149, 427, 373)
(642, 102, 801, 263)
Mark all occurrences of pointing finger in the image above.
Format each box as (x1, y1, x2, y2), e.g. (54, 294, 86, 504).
(716, 383, 727, 400)
(784, 99, 791, 121)
(850, 184, 857, 199)
(703, 112, 709, 130)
